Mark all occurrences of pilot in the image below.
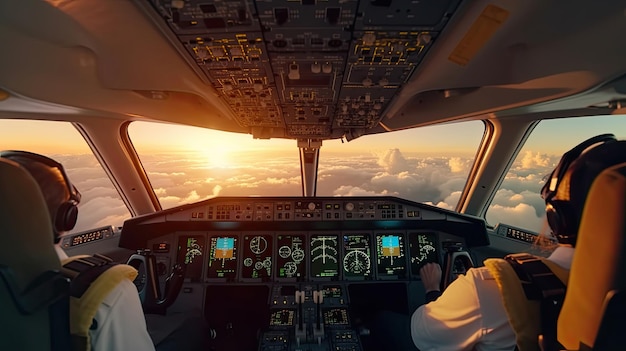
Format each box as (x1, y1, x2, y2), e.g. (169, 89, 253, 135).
(410, 134, 626, 351)
(0, 151, 210, 351)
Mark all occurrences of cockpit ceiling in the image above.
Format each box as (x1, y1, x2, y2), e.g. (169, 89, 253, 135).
(138, 0, 462, 140)
(0, 0, 625, 139)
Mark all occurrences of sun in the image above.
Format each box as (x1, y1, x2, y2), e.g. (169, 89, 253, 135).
(204, 147, 233, 168)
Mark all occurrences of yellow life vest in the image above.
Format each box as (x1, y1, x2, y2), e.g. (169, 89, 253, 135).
(484, 253, 569, 351)
(61, 254, 138, 351)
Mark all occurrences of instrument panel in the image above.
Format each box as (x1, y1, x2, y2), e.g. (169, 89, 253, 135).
(118, 196, 485, 351)
(120, 196, 487, 283)
(165, 230, 456, 283)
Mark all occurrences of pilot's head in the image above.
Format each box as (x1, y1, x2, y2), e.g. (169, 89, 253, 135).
(0, 150, 81, 242)
(541, 134, 626, 247)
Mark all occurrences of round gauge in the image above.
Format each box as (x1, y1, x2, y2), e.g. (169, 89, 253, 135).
(263, 257, 272, 268)
(307, 202, 316, 211)
(249, 236, 268, 254)
(278, 245, 291, 258)
(345, 202, 354, 211)
(284, 261, 297, 275)
(291, 248, 305, 262)
(254, 261, 264, 270)
(243, 257, 253, 267)
(343, 250, 370, 274)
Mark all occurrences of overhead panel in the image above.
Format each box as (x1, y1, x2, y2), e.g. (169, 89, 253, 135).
(142, 0, 463, 139)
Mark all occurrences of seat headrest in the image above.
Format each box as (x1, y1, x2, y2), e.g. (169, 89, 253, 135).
(558, 162, 626, 349)
(0, 158, 60, 286)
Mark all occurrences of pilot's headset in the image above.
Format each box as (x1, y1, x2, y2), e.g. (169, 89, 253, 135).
(540, 133, 626, 246)
(0, 150, 81, 240)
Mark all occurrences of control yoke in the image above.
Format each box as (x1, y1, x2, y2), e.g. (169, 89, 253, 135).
(441, 243, 474, 291)
(127, 249, 185, 315)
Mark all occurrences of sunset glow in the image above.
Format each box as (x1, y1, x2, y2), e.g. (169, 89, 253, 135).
(1, 115, 625, 235)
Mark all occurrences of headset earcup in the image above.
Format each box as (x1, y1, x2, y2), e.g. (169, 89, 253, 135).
(55, 201, 78, 232)
(546, 200, 576, 243)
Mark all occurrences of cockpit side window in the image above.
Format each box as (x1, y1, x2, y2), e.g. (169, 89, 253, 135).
(486, 114, 626, 234)
(0, 119, 130, 233)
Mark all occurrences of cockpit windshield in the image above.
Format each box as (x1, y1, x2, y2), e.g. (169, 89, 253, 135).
(128, 120, 485, 209)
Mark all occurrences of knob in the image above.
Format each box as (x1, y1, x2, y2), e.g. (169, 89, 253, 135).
(362, 33, 376, 46)
(322, 63, 332, 74)
(345, 202, 355, 211)
(288, 63, 300, 80)
(418, 33, 432, 45)
(308, 202, 316, 211)
(311, 62, 321, 74)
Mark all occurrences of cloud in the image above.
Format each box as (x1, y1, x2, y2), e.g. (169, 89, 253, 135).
(75, 195, 129, 233)
(333, 185, 391, 196)
(519, 150, 551, 169)
(53, 146, 560, 237)
(378, 148, 409, 174)
(448, 157, 469, 173)
(486, 203, 545, 233)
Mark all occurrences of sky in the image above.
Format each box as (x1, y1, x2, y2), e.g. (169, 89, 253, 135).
(1, 115, 625, 235)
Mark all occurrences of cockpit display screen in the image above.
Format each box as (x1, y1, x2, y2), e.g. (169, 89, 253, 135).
(323, 308, 349, 325)
(342, 234, 372, 278)
(241, 234, 273, 279)
(276, 234, 306, 279)
(408, 232, 438, 274)
(322, 285, 342, 299)
(207, 236, 238, 278)
(269, 309, 295, 327)
(310, 235, 339, 278)
(375, 233, 406, 277)
(70, 230, 104, 246)
(177, 235, 205, 282)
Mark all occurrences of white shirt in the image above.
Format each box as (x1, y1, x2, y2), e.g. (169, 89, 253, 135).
(55, 245, 156, 351)
(411, 247, 575, 351)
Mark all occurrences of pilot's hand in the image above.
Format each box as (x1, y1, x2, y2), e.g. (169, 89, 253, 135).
(420, 262, 442, 293)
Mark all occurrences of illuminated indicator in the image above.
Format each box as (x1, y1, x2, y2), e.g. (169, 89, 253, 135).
(270, 309, 295, 326)
(177, 236, 205, 282)
(207, 236, 238, 278)
(409, 232, 438, 275)
(242, 235, 273, 279)
(71, 230, 106, 246)
(215, 237, 235, 258)
(323, 308, 349, 325)
(276, 235, 306, 279)
(342, 235, 372, 277)
(376, 234, 406, 277)
(381, 236, 400, 257)
(310, 235, 339, 278)
(184, 237, 203, 264)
